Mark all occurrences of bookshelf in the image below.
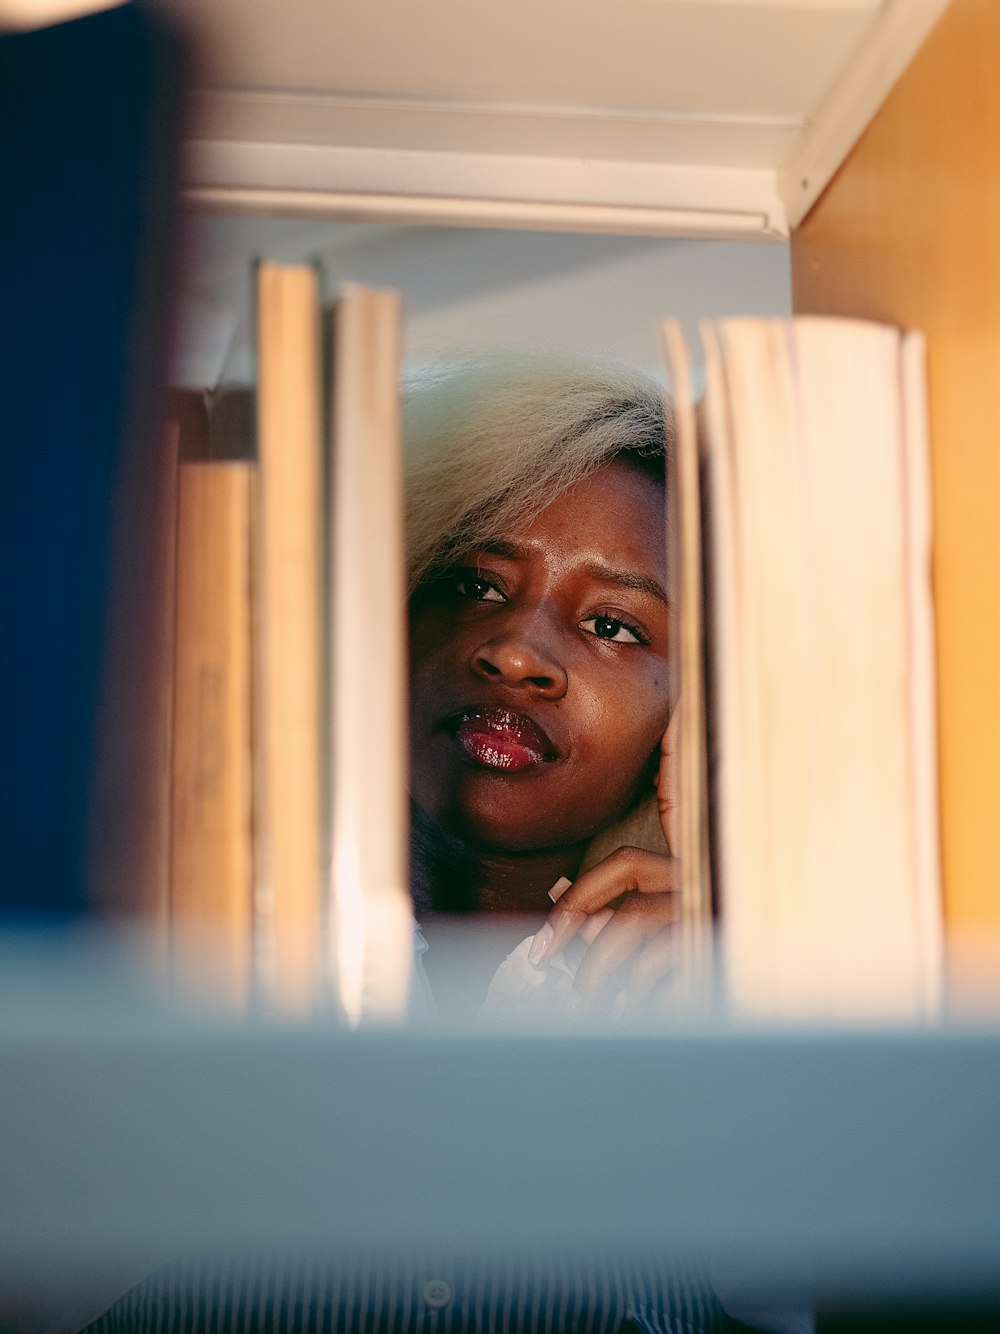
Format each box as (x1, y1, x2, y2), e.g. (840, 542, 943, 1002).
(5, 3, 1000, 1327)
(170, 0, 1000, 959)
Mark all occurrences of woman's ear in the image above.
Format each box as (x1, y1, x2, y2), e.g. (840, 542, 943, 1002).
(656, 705, 679, 852)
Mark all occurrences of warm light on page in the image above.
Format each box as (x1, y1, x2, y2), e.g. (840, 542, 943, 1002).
(331, 840, 417, 1027)
(0, 0, 124, 27)
(331, 840, 365, 1027)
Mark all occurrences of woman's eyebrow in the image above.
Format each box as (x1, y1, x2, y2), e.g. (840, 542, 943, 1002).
(475, 540, 526, 560)
(584, 561, 671, 609)
(472, 542, 670, 609)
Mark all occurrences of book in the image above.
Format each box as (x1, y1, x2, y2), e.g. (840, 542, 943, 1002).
(664, 316, 943, 1021)
(136, 416, 181, 952)
(327, 285, 413, 1023)
(253, 262, 324, 1014)
(662, 324, 712, 983)
(170, 460, 254, 1010)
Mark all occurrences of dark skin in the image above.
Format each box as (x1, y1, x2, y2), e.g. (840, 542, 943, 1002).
(409, 459, 679, 1005)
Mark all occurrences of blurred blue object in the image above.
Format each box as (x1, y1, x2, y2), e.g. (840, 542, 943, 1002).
(0, 3, 185, 916)
(0, 925, 999, 1316)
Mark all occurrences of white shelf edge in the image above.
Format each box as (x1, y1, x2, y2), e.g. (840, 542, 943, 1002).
(183, 141, 789, 240)
(779, 0, 952, 228)
(182, 185, 781, 241)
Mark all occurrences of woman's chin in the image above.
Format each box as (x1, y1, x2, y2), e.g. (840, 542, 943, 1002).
(412, 756, 639, 859)
(435, 794, 587, 859)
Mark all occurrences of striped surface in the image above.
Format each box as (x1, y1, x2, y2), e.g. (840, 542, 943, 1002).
(81, 1253, 754, 1334)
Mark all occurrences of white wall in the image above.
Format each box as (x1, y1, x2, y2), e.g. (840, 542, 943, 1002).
(173, 214, 792, 387)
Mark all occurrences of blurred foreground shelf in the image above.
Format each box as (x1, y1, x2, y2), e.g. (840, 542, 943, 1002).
(2, 934, 999, 1307)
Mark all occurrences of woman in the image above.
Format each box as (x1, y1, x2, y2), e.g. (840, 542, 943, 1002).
(80, 353, 797, 1334)
(404, 351, 681, 1012)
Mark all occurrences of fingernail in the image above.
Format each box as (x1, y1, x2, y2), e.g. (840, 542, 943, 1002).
(528, 922, 554, 966)
(547, 876, 572, 903)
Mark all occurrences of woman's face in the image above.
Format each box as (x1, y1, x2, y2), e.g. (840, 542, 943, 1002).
(409, 459, 671, 856)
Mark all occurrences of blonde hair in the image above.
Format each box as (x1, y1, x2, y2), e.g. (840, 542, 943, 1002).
(404, 350, 671, 592)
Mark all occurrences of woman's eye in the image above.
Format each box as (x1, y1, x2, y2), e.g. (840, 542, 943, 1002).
(580, 615, 646, 644)
(454, 575, 505, 603)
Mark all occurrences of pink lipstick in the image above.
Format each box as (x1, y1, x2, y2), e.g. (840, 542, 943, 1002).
(448, 707, 555, 772)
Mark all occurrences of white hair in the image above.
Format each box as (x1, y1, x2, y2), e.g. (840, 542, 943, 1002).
(404, 349, 671, 591)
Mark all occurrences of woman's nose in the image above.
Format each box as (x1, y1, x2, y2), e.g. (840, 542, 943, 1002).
(469, 614, 569, 698)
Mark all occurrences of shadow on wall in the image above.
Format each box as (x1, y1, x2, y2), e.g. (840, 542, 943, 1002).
(174, 219, 792, 386)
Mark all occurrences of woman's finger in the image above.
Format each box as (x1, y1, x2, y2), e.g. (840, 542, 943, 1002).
(621, 927, 684, 1011)
(533, 846, 678, 963)
(572, 891, 678, 1004)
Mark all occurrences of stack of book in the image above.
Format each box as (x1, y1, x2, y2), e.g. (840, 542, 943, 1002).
(163, 267, 412, 1019)
(665, 316, 942, 1020)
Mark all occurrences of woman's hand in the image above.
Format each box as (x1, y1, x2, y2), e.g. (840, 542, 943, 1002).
(528, 710, 681, 1011)
(525, 709, 682, 1008)
(528, 845, 680, 1009)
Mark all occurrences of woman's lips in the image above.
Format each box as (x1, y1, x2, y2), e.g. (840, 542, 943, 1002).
(446, 707, 556, 772)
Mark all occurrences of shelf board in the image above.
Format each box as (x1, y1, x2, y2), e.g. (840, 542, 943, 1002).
(172, 0, 951, 238)
(4, 1009, 1000, 1295)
